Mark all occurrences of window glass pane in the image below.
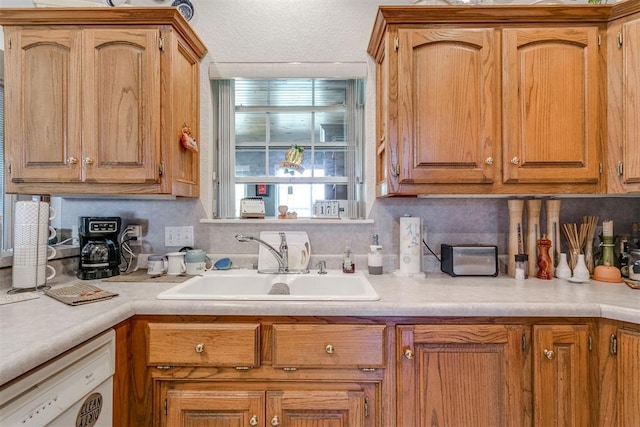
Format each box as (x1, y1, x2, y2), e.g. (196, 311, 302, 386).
(235, 147, 266, 177)
(269, 112, 311, 144)
(316, 112, 346, 143)
(314, 148, 348, 178)
(0, 84, 4, 249)
(313, 80, 348, 106)
(235, 113, 266, 143)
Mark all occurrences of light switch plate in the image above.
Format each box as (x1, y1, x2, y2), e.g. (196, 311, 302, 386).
(165, 226, 194, 247)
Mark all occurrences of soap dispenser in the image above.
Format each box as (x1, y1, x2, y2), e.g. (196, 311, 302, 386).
(342, 247, 355, 273)
(368, 234, 383, 275)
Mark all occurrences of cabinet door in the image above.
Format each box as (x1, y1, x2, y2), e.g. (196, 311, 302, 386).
(4, 28, 83, 183)
(607, 16, 640, 192)
(397, 324, 527, 426)
(266, 390, 365, 427)
(503, 27, 601, 185)
(617, 328, 640, 426)
(165, 389, 264, 427)
(396, 28, 498, 185)
(82, 28, 161, 184)
(533, 324, 589, 426)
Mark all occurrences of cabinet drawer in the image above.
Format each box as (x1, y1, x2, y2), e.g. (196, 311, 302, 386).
(147, 323, 260, 367)
(272, 324, 386, 368)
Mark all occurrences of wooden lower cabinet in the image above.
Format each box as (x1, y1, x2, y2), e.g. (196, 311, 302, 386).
(160, 382, 370, 427)
(532, 324, 590, 426)
(136, 318, 390, 427)
(120, 316, 635, 426)
(598, 321, 640, 427)
(397, 324, 529, 426)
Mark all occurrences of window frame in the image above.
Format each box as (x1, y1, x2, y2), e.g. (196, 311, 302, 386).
(213, 76, 365, 220)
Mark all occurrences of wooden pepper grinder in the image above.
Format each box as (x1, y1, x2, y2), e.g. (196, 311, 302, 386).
(537, 235, 553, 280)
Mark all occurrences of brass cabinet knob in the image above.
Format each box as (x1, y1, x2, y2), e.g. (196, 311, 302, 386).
(83, 157, 95, 166)
(194, 343, 205, 353)
(249, 415, 258, 426)
(511, 157, 520, 165)
(66, 156, 79, 165)
(404, 347, 414, 360)
(544, 349, 554, 359)
(485, 157, 494, 165)
(325, 344, 334, 354)
(271, 416, 280, 426)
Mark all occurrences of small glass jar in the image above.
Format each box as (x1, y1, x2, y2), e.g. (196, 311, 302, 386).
(515, 254, 528, 281)
(629, 249, 640, 281)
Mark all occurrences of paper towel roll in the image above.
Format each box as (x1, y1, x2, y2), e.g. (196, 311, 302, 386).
(399, 216, 422, 274)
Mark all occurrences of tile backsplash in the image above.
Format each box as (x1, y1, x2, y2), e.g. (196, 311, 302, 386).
(53, 196, 639, 260)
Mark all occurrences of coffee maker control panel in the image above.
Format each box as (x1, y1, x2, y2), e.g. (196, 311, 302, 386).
(88, 220, 119, 233)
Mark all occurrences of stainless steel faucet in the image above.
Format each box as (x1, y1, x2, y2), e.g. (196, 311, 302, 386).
(235, 232, 289, 273)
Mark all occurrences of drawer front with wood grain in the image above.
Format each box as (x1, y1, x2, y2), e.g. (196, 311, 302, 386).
(147, 323, 260, 367)
(272, 324, 386, 368)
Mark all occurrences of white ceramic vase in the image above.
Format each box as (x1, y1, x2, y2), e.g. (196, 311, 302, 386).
(555, 253, 572, 280)
(572, 254, 590, 282)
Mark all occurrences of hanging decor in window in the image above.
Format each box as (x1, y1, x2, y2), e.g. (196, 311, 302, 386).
(279, 144, 305, 175)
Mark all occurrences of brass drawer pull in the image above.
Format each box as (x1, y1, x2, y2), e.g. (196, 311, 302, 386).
(194, 342, 205, 353)
(325, 344, 334, 354)
(544, 349, 554, 359)
(249, 415, 258, 426)
(271, 415, 280, 426)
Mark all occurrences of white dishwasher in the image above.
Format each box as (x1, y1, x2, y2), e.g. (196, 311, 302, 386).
(0, 329, 115, 426)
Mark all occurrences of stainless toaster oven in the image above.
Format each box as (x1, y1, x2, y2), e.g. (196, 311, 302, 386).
(441, 244, 499, 277)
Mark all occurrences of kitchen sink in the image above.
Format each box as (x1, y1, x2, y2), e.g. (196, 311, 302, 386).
(156, 270, 380, 301)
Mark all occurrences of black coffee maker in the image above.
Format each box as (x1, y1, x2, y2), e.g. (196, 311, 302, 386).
(77, 217, 121, 280)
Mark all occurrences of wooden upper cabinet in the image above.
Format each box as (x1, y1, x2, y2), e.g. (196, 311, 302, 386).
(607, 13, 640, 193)
(0, 8, 207, 196)
(396, 28, 498, 186)
(502, 27, 601, 186)
(4, 28, 83, 183)
(367, 6, 617, 196)
(82, 29, 160, 184)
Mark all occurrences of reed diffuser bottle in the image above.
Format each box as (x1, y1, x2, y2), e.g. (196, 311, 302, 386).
(599, 220, 616, 267)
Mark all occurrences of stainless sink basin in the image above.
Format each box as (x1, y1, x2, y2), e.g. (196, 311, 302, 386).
(156, 270, 380, 301)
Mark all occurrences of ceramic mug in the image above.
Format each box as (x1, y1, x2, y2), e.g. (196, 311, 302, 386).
(166, 252, 186, 275)
(185, 249, 210, 275)
(147, 254, 168, 275)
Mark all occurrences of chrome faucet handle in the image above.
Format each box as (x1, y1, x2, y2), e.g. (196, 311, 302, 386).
(278, 232, 288, 271)
(316, 261, 327, 274)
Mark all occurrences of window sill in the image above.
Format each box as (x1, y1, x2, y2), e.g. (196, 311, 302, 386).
(200, 218, 374, 225)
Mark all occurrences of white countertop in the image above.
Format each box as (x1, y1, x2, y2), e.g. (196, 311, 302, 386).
(1, 272, 639, 386)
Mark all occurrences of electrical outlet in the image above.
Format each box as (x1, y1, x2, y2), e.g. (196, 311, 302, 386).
(165, 226, 194, 247)
(130, 225, 142, 238)
(128, 225, 142, 246)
